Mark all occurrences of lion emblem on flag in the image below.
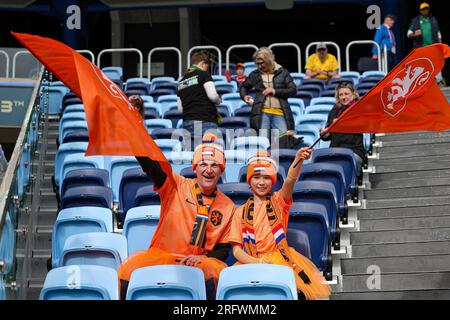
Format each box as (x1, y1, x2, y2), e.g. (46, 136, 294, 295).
(381, 58, 434, 117)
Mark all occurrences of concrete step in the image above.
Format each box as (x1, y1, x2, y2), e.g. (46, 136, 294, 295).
(350, 227, 450, 245)
(332, 289, 450, 300)
(26, 279, 44, 300)
(360, 215, 450, 231)
(374, 161, 450, 174)
(37, 208, 57, 227)
(379, 131, 450, 142)
(370, 176, 450, 189)
(27, 191, 57, 208)
(369, 169, 450, 183)
(365, 194, 450, 210)
(341, 254, 450, 275)
(373, 154, 450, 166)
(378, 143, 450, 159)
(381, 136, 450, 147)
(339, 272, 450, 293)
(351, 241, 450, 258)
(364, 185, 450, 200)
(364, 207, 434, 219)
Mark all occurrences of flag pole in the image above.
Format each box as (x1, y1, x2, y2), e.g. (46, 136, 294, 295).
(292, 134, 323, 168)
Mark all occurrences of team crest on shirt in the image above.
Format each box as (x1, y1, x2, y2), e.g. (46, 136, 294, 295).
(381, 58, 434, 117)
(210, 210, 223, 226)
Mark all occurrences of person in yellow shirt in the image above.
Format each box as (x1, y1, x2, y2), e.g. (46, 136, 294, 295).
(305, 43, 340, 81)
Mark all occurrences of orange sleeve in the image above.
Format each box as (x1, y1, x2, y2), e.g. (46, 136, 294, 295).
(228, 206, 244, 246)
(273, 191, 293, 228)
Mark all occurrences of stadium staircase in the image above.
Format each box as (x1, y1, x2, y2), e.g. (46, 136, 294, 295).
(332, 87, 450, 299)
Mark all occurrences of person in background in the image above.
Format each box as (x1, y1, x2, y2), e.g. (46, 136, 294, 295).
(225, 63, 248, 86)
(372, 15, 397, 71)
(240, 47, 297, 142)
(320, 82, 366, 173)
(129, 94, 145, 119)
(407, 2, 444, 85)
(178, 51, 222, 148)
(304, 43, 340, 81)
(228, 149, 331, 300)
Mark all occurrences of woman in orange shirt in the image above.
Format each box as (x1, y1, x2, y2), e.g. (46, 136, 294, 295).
(228, 148, 330, 300)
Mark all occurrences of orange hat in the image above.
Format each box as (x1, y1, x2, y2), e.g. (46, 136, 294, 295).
(192, 133, 225, 171)
(246, 151, 277, 185)
(235, 63, 245, 70)
(419, 2, 430, 9)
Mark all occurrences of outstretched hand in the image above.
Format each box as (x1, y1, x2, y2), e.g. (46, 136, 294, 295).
(296, 147, 313, 161)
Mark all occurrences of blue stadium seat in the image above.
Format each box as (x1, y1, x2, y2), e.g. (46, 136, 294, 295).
(216, 264, 297, 300)
(60, 168, 109, 198)
(319, 89, 336, 97)
(361, 70, 386, 79)
(0, 278, 4, 300)
(233, 106, 252, 118)
(60, 112, 86, 128)
(123, 205, 160, 254)
(153, 81, 177, 93)
(290, 72, 305, 86)
(212, 75, 227, 82)
(63, 104, 85, 115)
(358, 76, 381, 84)
(357, 88, 370, 96)
(310, 97, 335, 106)
(60, 155, 105, 188)
(299, 78, 326, 90)
(299, 163, 348, 220)
(51, 207, 113, 268)
(271, 149, 297, 174)
(119, 167, 153, 218)
(60, 232, 127, 269)
(238, 165, 286, 192)
(40, 265, 119, 300)
(0, 209, 15, 275)
(62, 94, 83, 110)
(364, 133, 372, 152)
(295, 125, 320, 144)
(145, 119, 172, 134)
(292, 180, 339, 245)
(222, 93, 244, 114)
(215, 81, 235, 94)
(150, 128, 183, 140)
(154, 139, 182, 154)
(150, 88, 175, 100)
(143, 102, 162, 116)
(107, 156, 140, 202)
(141, 95, 153, 104)
(340, 71, 361, 85)
(102, 66, 123, 80)
(286, 229, 311, 259)
(224, 151, 247, 183)
(60, 186, 113, 209)
(297, 84, 322, 97)
(219, 117, 249, 129)
(157, 94, 178, 115)
(125, 77, 150, 87)
(289, 202, 331, 273)
(46, 86, 69, 114)
(305, 104, 333, 116)
(54, 142, 88, 187)
(218, 183, 252, 205)
(144, 109, 159, 120)
(62, 130, 89, 144)
(133, 186, 160, 208)
(230, 136, 270, 153)
(126, 265, 206, 300)
(329, 77, 356, 86)
(295, 114, 328, 128)
(126, 88, 148, 97)
(295, 91, 314, 106)
(59, 121, 88, 144)
(218, 102, 232, 118)
(312, 147, 359, 198)
(288, 98, 305, 113)
(356, 82, 376, 90)
(150, 76, 176, 91)
(163, 109, 182, 128)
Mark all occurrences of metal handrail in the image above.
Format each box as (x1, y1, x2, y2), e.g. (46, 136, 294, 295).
(76, 49, 95, 64)
(269, 42, 302, 73)
(305, 41, 342, 72)
(383, 45, 388, 74)
(147, 47, 182, 80)
(0, 50, 9, 78)
(187, 45, 223, 76)
(225, 44, 258, 72)
(12, 50, 40, 78)
(345, 40, 382, 72)
(97, 48, 144, 78)
(0, 69, 43, 232)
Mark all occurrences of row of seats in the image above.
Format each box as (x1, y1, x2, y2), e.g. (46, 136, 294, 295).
(41, 264, 298, 300)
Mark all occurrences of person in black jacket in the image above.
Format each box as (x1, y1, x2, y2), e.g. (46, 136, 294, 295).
(320, 82, 366, 173)
(239, 47, 297, 140)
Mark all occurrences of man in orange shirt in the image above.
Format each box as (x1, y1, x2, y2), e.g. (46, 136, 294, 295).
(228, 149, 330, 300)
(118, 133, 235, 299)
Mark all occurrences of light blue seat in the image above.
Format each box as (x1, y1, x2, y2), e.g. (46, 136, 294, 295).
(63, 104, 85, 115)
(364, 133, 372, 152)
(290, 72, 306, 86)
(126, 265, 206, 300)
(60, 113, 87, 137)
(123, 205, 160, 254)
(141, 95, 153, 104)
(212, 75, 227, 82)
(215, 80, 237, 93)
(0, 209, 15, 275)
(143, 102, 162, 117)
(222, 93, 244, 114)
(107, 156, 140, 202)
(0, 278, 5, 300)
(295, 114, 328, 128)
(145, 119, 172, 134)
(154, 139, 182, 154)
(46, 86, 69, 114)
(54, 142, 88, 187)
(288, 98, 305, 116)
(150, 76, 176, 91)
(59, 120, 88, 144)
(156, 94, 178, 115)
(40, 265, 119, 300)
(218, 102, 233, 117)
(101, 66, 123, 80)
(60, 154, 105, 189)
(340, 71, 361, 85)
(60, 232, 127, 269)
(224, 150, 248, 183)
(51, 207, 113, 268)
(243, 62, 257, 76)
(309, 97, 335, 106)
(305, 104, 333, 116)
(230, 136, 270, 159)
(216, 264, 298, 300)
(361, 70, 386, 78)
(125, 77, 150, 91)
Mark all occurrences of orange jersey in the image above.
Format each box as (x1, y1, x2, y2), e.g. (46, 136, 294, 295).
(150, 172, 235, 256)
(229, 192, 292, 254)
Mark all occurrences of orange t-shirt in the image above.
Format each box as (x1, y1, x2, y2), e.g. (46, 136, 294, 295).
(228, 192, 293, 254)
(150, 172, 236, 256)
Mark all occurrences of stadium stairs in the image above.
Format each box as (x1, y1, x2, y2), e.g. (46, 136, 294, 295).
(332, 87, 450, 299)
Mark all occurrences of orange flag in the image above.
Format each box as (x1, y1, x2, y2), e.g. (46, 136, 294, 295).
(12, 31, 173, 178)
(328, 43, 450, 133)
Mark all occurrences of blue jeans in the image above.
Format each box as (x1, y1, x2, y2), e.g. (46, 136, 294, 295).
(182, 120, 218, 151)
(260, 113, 287, 139)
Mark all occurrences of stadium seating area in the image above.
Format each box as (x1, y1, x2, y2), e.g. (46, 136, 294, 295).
(28, 65, 377, 300)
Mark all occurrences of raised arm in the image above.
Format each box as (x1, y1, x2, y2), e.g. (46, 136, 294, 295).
(135, 156, 168, 189)
(278, 147, 313, 201)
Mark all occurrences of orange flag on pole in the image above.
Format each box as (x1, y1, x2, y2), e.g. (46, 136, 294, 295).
(327, 43, 450, 134)
(12, 31, 173, 177)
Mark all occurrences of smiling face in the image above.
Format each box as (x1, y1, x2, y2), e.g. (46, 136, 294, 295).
(195, 159, 222, 194)
(250, 174, 273, 198)
(338, 87, 356, 106)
